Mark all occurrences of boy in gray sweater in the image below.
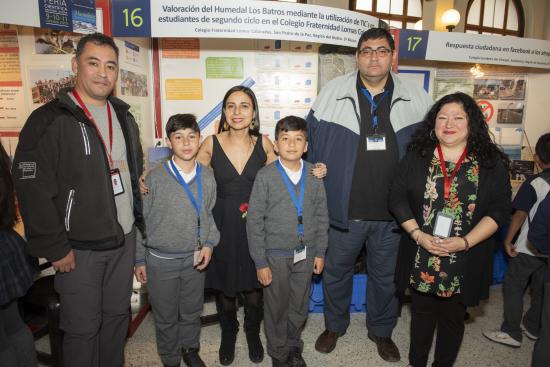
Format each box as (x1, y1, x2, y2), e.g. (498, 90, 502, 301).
(247, 116, 329, 367)
(134, 114, 219, 367)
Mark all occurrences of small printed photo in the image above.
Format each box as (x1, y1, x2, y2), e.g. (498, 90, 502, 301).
(510, 160, 535, 181)
(499, 79, 526, 100)
(497, 102, 524, 125)
(29, 69, 75, 104)
(34, 29, 82, 55)
(120, 69, 148, 97)
(473, 79, 501, 100)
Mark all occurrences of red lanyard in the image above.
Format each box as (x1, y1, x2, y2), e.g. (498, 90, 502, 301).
(437, 144, 468, 200)
(72, 89, 113, 167)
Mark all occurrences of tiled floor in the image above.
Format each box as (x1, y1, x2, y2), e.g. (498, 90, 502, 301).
(119, 285, 533, 366)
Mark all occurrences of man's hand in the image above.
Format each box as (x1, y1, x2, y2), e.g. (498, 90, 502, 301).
(52, 250, 76, 272)
(257, 267, 272, 286)
(134, 265, 147, 283)
(195, 247, 213, 271)
(313, 257, 325, 274)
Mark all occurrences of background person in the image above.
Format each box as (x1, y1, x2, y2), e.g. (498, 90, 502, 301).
(0, 143, 38, 367)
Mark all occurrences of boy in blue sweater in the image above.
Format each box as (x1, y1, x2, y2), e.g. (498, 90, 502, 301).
(528, 193, 550, 367)
(247, 116, 329, 367)
(134, 114, 219, 367)
(484, 133, 550, 346)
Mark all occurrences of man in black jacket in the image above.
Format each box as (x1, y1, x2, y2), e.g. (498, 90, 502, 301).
(12, 33, 144, 367)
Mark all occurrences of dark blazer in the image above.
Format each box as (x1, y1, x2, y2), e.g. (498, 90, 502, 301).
(389, 150, 511, 307)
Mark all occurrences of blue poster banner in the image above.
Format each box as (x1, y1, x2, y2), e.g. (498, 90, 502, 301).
(38, 0, 96, 33)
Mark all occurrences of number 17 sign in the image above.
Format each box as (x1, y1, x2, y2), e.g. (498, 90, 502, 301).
(397, 29, 430, 60)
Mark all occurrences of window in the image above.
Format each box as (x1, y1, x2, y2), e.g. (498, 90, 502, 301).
(465, 0, 524, 36)
(350, 0, 422, 29)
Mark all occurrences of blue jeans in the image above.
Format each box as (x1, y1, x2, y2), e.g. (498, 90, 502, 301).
(322, 220, 400, 337)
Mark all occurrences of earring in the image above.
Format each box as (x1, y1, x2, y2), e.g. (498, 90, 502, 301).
(224, 121, 229, 130)
(250, 121, 255, 129)
(430, 129, 436, 141)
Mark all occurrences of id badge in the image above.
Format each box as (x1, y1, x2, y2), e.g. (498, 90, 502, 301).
(433, 212, 454, 238)
(110, 168, 125, 196)
(366, 134, 386, 151)
(193, 244, 202, 267)
(294, 244, 307, 264)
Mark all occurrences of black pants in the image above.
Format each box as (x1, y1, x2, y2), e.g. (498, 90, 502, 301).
(409, 289, 466, 367)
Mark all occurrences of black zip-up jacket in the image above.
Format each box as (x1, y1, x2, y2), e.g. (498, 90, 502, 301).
(12, 88, 145, 262)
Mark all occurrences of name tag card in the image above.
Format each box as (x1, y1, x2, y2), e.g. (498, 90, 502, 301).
(111, 168, 125, 196)
(294, 245, 306, 264)
(366, 134, 386, 151)
(433, 212, 454, 238)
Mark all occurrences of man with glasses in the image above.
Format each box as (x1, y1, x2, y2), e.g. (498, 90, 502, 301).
(306, 27, 432, 362)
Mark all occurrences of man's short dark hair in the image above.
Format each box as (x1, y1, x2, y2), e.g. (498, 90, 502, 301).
(535, 133, 550, 164)
(356, 27, 395, 53)
(76, 32, 119, 59)
(275, 116, 307, 140)
(165, 114, 200, 137)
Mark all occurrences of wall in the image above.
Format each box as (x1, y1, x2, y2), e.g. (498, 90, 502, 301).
(0, 25, 156, 155)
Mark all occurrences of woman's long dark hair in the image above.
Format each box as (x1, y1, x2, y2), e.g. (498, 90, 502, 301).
(218, 86, 261, 137)
(408, 92, 510, 169)
(0, 144, 17, 230)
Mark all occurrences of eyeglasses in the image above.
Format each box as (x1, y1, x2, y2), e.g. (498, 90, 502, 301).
(358, 47, 392, 57)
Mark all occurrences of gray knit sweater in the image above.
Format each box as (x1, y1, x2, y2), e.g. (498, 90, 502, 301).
(135, 162, 219, 264)
(247, 161, 329, 269)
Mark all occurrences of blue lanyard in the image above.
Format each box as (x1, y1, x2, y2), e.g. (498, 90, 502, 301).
(276, 160, 306, 243)
(165, 160, 203, 245)
(360, 88, 389, 132)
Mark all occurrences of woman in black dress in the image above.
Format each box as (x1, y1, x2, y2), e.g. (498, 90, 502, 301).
(199, 86, 276, 365)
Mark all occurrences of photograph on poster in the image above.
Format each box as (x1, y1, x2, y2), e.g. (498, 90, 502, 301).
(29, 68, 75, 104)
(434, 78, 474, 101)
(121, 69, 148, 97)
(497, 101, 524, 125)
(473, 79, 501, 99)
(124, 41, 142, 66)
(34, 29, 82, 54)
(510, 159, 535, 181)
(499, 78, 526, 100)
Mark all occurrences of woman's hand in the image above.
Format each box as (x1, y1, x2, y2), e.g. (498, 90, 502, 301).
(416, 232, 450, 257)
(139, 170, 149, 195)
(438, 237, 468, 253)
(311, 162, 327, 178)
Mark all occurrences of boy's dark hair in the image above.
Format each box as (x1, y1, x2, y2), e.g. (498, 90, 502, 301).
(76, 32, 119, 59)
(535, 133, 550, 164)
(275, 116, 307, 140)
(165, 114, 200, 137)
(356, 27, 395, 53)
